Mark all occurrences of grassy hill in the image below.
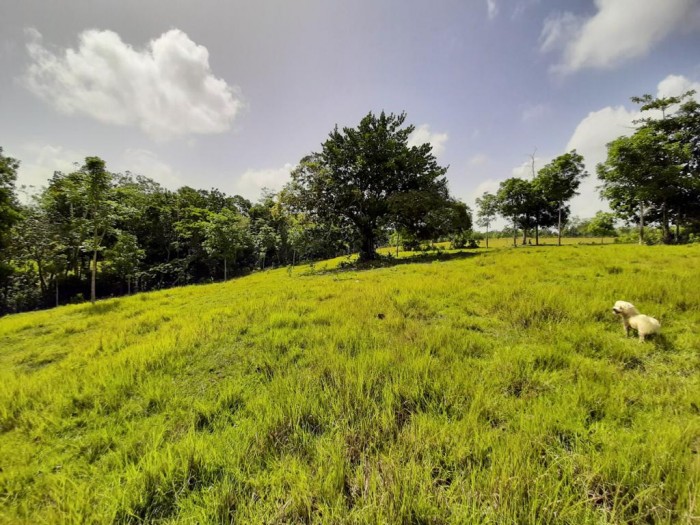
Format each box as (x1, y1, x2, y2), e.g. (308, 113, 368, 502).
(1, 244, 699, 524)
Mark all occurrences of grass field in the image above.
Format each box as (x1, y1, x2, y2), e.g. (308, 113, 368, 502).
(1, 243, 699, 524)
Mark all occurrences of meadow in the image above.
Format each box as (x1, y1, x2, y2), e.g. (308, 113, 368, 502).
(0, 243, 698, 524)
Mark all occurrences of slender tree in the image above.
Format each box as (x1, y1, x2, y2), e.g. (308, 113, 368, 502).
(82, 157, 115, 303)
(475, 192, 499, 248)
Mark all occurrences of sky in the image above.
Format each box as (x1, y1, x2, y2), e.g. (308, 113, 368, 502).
(1, 0, 700, 224)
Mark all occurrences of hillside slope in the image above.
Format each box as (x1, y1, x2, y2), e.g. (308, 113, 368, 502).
(1, 245, 699, 523)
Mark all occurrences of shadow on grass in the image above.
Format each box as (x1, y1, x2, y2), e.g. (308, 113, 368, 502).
(651, 333, 675, 352)
(81, 301, 121, 316)
(313, 249, 482, 274)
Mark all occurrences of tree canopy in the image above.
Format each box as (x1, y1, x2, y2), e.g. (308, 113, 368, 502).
(287, 111, 463, 261)
(598, 91, 699, 244)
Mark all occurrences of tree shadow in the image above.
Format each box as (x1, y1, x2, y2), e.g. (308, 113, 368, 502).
(336, 249, 482, 272)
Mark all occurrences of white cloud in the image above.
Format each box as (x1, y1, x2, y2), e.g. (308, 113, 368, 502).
(24, 28, 243, 140)
(657, 74, 700, 98)
(407, 124, 448, 156)
(486, 0, 499, 20)
(235, 164, 294, 200)
(565, 105, 639, 217)
(541, 0, 700, 73)
(119, 149, 183, 189)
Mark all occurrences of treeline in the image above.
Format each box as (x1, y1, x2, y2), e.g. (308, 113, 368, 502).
(476, 91, 700, 247)
(0, 155, 351, 314)
(0, 112, 473, 314)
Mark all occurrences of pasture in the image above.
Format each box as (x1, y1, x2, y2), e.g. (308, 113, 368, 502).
(0, 243, 698, 523)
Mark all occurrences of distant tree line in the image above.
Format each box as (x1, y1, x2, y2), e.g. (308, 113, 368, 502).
(476, 90, 700, 247)
(0, 111, 471, 314)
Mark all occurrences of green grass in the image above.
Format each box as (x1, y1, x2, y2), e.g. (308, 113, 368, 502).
(1, 243, 699, 524)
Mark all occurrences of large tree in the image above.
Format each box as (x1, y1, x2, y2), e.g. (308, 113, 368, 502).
(534, 150, 588, 246)
(288, 111, 452, 261)
(598, 127, 684, 244)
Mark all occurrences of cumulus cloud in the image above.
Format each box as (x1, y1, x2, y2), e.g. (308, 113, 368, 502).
(24, 28, 243, 140)
(657, 74, 700, 98)
(407, 124, 448, 156)
(235, 164, 294, 200)
(541, 0, 700, 73)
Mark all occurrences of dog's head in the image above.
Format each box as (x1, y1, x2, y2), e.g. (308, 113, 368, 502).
(612, 300, 639, 318)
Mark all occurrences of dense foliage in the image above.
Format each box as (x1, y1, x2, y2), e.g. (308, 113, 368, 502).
(286, 112, 470, 261)
(598, 90, 700, 243)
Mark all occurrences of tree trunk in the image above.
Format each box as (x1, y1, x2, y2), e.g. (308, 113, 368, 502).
(558, 204, 562, 246)
(55, 278, 59, 307)
(639, 202, 645, 245)
(535, 223, 539, 246)
(224, 256, 228, 281)
(127, 276, 131, 295)
(359, 228, 377, 261)
(661, 200, 670, 244)
(485, 224, 489, 249)
(91, 245, 97, 304)
(36, 257, 47, 295)
(522, 228, 527, 246)
(513, 217, 517, 247)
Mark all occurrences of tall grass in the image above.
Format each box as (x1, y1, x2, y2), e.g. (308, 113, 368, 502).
(0, 243, 698, 523)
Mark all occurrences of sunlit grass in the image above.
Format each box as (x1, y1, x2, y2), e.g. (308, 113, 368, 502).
(1, 243, 698, 523)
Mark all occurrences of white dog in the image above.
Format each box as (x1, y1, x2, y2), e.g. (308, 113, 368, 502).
(612, 301, 661, 342)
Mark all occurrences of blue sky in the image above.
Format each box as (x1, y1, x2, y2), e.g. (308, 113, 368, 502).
(1, 0, 699, 222)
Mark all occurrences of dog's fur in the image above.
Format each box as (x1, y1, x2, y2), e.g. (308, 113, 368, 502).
(612, 300, 661, 342)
